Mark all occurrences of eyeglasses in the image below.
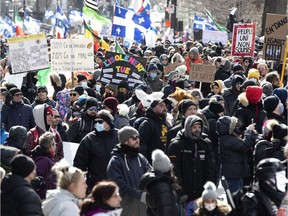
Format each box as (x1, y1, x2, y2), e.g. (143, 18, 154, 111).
(69, 93, 78, 97)
(88, 107, 98, 111)
(14, 93, 23, 97)
(53, 115, 60, 118)
(95, 120, 104, 124)
(130, 135, 139, 140)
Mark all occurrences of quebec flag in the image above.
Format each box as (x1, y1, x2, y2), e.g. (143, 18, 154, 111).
(193, 15, 218, 31)
(111, 5, 151, 42)
(55, 4, 69, 38)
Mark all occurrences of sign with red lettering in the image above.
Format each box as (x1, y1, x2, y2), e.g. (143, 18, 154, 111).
(231, 23, 256, 57)
(263, 13, 287, 61)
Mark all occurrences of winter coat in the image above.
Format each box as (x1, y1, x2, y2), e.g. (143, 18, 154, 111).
(214, 68, 230, 81)
(31, 145, 56, 199)
(167, 129, 215, 202)
(266, 112, 286, 124)
(166, 122, 183, 150)
(106, 144, 150, 216)
(0, 145, 21, 173)
(0, 127, 9, 144)
(114, 113, 130, 129)
(222, 89, 240, 116)
(185, 54, 203, 74)
(42, 188, 80, 216)
(217, 117, 256, 178)
(1, 174, 42, 216)
(82, 203, 122, 216)
(73, 129, 119, 191)
(234, 92, 266, 134)
(54, 121, 68, 142)
(1, 101, 35, 131)
(145, 76, 163, 92)
(31, 98, 56, 109)
(265, 139, 286, 161)
(139, 171, 179, 216)
(253, 139, 271, 167)
(139, 108, 170, 163)
(55, 90, 70, 122)
(67, 112, 95, 143)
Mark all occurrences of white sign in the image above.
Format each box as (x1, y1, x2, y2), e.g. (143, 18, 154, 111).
(7, 33, 49, 74)
(202, 30, 228, 45)
(50, 39, 94, 73)
(63, 141, 79, 166)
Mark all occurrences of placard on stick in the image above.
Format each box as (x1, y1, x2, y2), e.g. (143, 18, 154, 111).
(263, 13, 287, 61)
(231, 23, 256, 56)
(99, 51, 147, 87)
(189, 64, 216, 83)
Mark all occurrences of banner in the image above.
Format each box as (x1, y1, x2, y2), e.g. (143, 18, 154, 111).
(202, 30, 228, 45)
(189, 64, 216, 83)
(231, 23, 256, 56)
(263, 13, 287, 61)
(7, 33, 49, 74)
(50, 38, 94, 73)
(99, 51, 147, 87)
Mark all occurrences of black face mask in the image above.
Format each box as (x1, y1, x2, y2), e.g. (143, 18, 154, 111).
(120, 144, 139, 156)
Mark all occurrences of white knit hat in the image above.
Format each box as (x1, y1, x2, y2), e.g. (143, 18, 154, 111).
(151, 149, 171, 173)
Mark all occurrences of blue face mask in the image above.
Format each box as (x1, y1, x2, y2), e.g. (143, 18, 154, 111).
(95, 84, 101, 92)
(95, 123, 105, 132)
(150, 73, 157, 79)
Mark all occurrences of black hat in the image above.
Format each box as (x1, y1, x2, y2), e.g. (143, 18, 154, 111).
(37, 85, 48, 93)
(85, 97, 99, 110)
(233, 64, 244, 73)
(263, 95, 280, 113)
(96, 110, 114, 129)
(71, 85, 84, 95)
(147, 63, 158, 72)
(272, 123, 288, 140)
(8, 125, 27, 142)
(76, 74, 87, 83)
(11, 154, 35, 178)
(150, 98, 171, 108)
(95, 52, 104, 61)
(178, 99, 197, 115)
(9, 87, 22, 97)
(209, 102, 224, 116)
(118, 80, 129, 90)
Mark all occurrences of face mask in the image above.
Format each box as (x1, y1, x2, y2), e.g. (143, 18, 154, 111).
(276, 171, 288, 192)
(278, 103, 284, 114)
(81, 82, 88, 88)
(95, 84, 101, 92)
(204, 203, 216, 212)
(95, 123, 105, 132)
(150, 73, 157, 79)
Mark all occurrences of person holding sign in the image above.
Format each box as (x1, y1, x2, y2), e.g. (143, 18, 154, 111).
(185, 47, 204, 75)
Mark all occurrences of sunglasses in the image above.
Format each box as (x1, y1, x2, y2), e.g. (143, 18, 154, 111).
(130, 135, 139, 140)
(53, 115, 60, 118)
(69, 93, 78, 97)
(88, 107, 98, 111)
(95, 120, 104, 124)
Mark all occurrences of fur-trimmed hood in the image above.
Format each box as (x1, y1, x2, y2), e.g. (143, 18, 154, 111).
(238, 92, 249, 107)
(216, 116, 238, 135)
(50, 72, 62, 87)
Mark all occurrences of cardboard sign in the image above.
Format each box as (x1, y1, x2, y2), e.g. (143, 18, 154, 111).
(231, 23, 256, 56)
(189, 64, 216, 83)
(263, 13, 287, 61)
(202, 30, 228, 45)
(7, 33, 49, 74)
(99, 51, 147, 87)
(164, 62, 184, 74)
(50, 39, 94, 73)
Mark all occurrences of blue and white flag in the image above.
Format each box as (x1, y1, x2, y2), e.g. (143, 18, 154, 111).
(55, 4, 69, 38)
(24, 13, 41, 34)
(4, 16, 16, 33)
(45, 10, 56, 27)
(193, 15, 218, 31)
(69, 9, 83, 25)
(111, 5, 151, 42)
(0, 18, 15, 38)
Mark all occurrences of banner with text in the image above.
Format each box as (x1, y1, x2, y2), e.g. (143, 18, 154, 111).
(263, 13, 287, 61)
(99, 51, 147, 87)
(231, 23, 256, 56)
(50, 39, 94, 73)
(202, 30, 228, 45)
(189, 64, 216, 83)
(7, 33, 49, 74)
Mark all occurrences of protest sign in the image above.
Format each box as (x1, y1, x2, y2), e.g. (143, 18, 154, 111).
(231, 23, 256, 56)
(164, 62, 184, 74)
(263, 13, 287, 61)
(50, 38, 94, 73)
(202, 30, 228, 45)
(99, 51, 147, 87)
(189, 64, 216, 83)
(7, 33, 49, 74)
(63, 141, 79, 166)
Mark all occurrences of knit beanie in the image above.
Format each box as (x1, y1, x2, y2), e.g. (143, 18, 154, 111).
(273, 88, 288, 106)
(246, 86, 263, 104)
(233, 64, 244, 73)
(272, 123, 288, 140)
(8, 125, 27, 142)
(147, 63, 158, 72)
(261, 82, 273, 97)
(9, 87, 22, 97)
(209, 102, 224, 116)
(118, 126, 139, 144)
(95, 52, 104, 61)
(152, 149, 171, 173)
(10, 154, 35, 178)
(72, 85, 84, 95)
(247, 68, 260, 80)
(201, 181, 218, 200)
(85, 97, 99, 110)
(103, 97, 119, 116)
(96, 109, 114, 128)
(178, 99, 197, 115)
(76, 74, 87, 83)
(37, 86, 48, 93)
(263, 95, 280, 113)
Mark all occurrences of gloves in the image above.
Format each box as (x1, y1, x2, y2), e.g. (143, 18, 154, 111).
(140, 192, 147, 204)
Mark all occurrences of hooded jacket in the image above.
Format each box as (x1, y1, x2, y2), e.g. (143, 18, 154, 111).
(1, 174, 42, 216)
(106, 144, 150, 216)
(42, 188, 80, 216)
(24, 104, 63, 161)
(73, 128, 119, 191)
(145, 76, 163, 92)
(167, 115, 215, 201)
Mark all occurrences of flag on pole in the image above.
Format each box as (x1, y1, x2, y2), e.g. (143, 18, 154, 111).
(131, 0, 151, 16)
(204, 8, 227, 32)
(55, 3, 69, 38)
(193, 15, 218, 31)
(84, 0, 98, 11)
(114, 40, 125, 54)
(24, 13, 41, 34)
(13, 12, 25, 36)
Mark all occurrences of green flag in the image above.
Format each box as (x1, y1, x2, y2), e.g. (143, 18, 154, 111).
(205, 8, 227, 32)
(37, 65, 51, 86)
(114, 40, 125, 54)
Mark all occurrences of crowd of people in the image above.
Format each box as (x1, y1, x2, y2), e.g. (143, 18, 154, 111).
(0, 36, 288, 216)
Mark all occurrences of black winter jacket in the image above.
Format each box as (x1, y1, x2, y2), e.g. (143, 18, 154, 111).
(1, 174, 42, 216)
(167, 130, 215, 201)
(139, 171, 179, 216)
(73, 129, 119, 191)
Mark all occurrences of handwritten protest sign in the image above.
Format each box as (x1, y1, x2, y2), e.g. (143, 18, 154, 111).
(50, 39, 94, 73)
(231, 23, 256, 56)
(99, 51, 147, 87)
(263, 13, 287, 61)
(164, 62, 184, 74)
(7, 33, 49, 74)
(189, 64, 216, 83)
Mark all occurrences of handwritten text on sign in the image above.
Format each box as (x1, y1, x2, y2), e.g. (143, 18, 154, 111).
(7, 33, 49, 74)
(50, 39, 94, 73)
(189, 64, 216, 83)
(231, 23, 256, 56)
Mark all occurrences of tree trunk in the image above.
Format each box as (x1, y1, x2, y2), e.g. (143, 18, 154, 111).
(261, 0, 287, 35)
